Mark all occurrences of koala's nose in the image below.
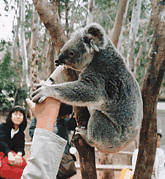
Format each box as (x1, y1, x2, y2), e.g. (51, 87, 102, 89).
(55, 53, 65, 66)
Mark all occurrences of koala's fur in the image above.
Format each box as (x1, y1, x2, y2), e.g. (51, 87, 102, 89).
(32, 23, 143, 153)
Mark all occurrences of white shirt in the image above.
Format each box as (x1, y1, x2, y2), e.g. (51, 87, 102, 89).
(11, 128, 19, 139)
(132, 148, 165, 179)
(159, 169, 165, 179)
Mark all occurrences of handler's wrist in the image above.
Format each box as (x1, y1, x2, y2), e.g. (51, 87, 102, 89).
(36, 117, 55, 132)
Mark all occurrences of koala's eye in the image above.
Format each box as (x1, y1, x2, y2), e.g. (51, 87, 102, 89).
(68, 51, 75, 57)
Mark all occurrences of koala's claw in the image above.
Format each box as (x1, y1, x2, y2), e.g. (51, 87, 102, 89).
(37, 96, 46, 103)
(75, 126, 87, 136)
(31, 87, 42, 99)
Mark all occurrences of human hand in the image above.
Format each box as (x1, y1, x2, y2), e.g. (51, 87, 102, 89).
(14, 154, 23, 165)
(26, 97, 60, 132)
(8, 152, 16, 166)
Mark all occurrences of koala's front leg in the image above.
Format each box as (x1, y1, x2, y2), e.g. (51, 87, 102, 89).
(31, 80, 103, 106)
(31, 84, 56, 103)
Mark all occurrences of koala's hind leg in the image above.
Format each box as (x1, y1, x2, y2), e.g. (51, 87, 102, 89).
(87, 110, 123, 152)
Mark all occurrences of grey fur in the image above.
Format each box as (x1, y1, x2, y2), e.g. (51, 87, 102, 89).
(31, 23, 143, 153)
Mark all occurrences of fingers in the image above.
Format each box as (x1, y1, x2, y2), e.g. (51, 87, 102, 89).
(8, 154, 16, 166)
(15, 155, 23, 165)
(26, 98, 36, 113)
(26, 97, 60, 118)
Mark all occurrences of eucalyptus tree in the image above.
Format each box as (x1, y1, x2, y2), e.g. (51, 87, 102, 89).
(133, 0, 165, 178)
(20, 0, 29, 87)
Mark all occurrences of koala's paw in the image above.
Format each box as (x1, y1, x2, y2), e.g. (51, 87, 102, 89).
(75, 126, 87, 139)
(31, 85, 49, 103)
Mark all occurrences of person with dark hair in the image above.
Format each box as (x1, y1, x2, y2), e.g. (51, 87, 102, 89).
(0, 106, 27, 179)
(29, 102, 77, 179)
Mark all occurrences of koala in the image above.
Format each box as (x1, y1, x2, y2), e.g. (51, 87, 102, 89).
(31, 23, 143, 153)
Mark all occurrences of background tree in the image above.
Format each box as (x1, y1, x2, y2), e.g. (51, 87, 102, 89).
(87, 0, 95, 25)
(133, 0, 165, 178)
(20, 0, 29, 87)
(127, 0, 142, 72)
(112, 0, 128, 48)
(30, 7, 39, 94)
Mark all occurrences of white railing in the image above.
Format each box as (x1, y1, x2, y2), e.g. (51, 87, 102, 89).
(25, 142, 133, 171)
(75, 163, 132, 170)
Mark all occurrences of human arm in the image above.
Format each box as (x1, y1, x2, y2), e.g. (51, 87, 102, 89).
(21, 98, 67, 179)
(7, 135, 25, 166)
(12, 134, 25, 165)
(15, 132, 25, 156)
(0, 124, 18, 165)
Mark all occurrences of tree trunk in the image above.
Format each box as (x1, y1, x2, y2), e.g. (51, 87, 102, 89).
(33, 0, 67, 54)
(87, 0, 95, 25)
(117, 0, 130, 53)
(30, 7, 39, 94)
(133, 1, 165, 178)
(12, 0, 20, 68)
(127, 0, 142, 72)
(12, 0, 22, 85)
(73, 106, 97, 179)
(134, 17, 152, 78)
(112, 0, 128, 48)
(65, 0, 69, 37)
(20, 0, 29, 87)
(41, 29, 48, 70)
(47, 37, 56, 75)
(52, 0, 60, 18)
(33, 0, 97, 178)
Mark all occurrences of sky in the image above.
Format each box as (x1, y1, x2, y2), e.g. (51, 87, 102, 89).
(0, 1, 15, 41)
(0, 0, 84, 42)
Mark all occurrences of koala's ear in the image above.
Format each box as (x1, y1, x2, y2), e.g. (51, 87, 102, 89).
(83, 23, 108, 52)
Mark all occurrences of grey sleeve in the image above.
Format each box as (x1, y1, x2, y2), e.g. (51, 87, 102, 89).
(21, 128, 67, 179)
